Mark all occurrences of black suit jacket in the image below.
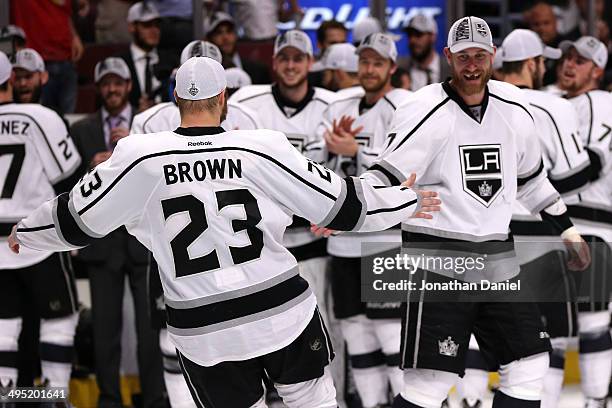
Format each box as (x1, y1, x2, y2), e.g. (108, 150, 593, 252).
(70, 110, 149, 264)
(241, 58, 271, 85)
(117, 48, 172, 108)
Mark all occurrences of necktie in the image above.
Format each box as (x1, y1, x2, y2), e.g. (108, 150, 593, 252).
(107, 116, 124, 149)
(145, 55, 152, 96)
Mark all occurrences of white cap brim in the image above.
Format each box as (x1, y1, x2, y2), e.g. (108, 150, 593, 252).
(542, 46, 562, 60)
(450, 42, 494, 54)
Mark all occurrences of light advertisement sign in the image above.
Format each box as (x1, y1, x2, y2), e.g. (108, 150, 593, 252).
(276, 0, 447, 56)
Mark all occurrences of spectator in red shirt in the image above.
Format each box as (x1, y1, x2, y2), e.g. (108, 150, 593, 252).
(10, 0, 85, 114)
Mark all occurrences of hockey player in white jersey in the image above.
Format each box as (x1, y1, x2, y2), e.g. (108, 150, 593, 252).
(319, 33, 410, 408)
(8, 57, 441, 408)
(556, 36, 612, 408)
(131, 40, 261, 135)
(0, 51, 82, 397)
(456, 28, 592, 408)
(131, 40, 260, 408)
(358, 17, 591, 408)
(228, 29, 344, 396)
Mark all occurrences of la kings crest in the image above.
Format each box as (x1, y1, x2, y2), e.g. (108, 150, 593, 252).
(459, 144, 503, 207)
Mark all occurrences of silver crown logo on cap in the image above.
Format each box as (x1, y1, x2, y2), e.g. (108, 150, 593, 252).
(188, 82, 199, 97)
(475, 22, 488, 37)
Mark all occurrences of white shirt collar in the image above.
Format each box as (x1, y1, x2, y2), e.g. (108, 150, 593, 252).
(130, 43, 159, 63)
(102, 104, 133, 124)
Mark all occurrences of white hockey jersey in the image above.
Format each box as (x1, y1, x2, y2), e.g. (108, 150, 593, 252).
(15, 126, 420, 366)
(229, 84, 337, 259)
(511, 87, 591, 232)
(320, 87, 411, 257)
(1, 103, 81, 269)
(364, 80, 562, 281)
(130, 101, 262, 134)
(563, 90, 612, 226)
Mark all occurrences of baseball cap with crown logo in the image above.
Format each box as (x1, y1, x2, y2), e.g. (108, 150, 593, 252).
(559, 36, 608, 69)
(447, 16, 494, 54)
(180, 41, 222, 65)
(274, 30, 313, 56)
(356, 33, 398, 63)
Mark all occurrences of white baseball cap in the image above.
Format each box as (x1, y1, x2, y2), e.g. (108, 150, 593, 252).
(127, 2, 160, 23)
(13, 48, 45, 72)
(356, 33, 398, 63)
(0, 51, 11, 84)
(352, 17, 383, 45)
(225, 67, 252, 89)
(175, 57, 226, 101)
(94, 57, 131, 83)
(501, 29, 561, 62)
(493, 47, 504, 70)
(180, 40, 223, 65)
(322, 43, 358, 73)
(447, 16, 494, 54)
(559, 36, 608, 69)
(274, 30, 313, 56)
(405, 14, 438, 35)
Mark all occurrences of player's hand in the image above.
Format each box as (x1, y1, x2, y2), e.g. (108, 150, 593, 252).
(562, 228, 591, 271)
(310, 224, 337, 238)
(8, 225, 20, 254)
(411, 190, 441, 219)
(110, 127, 129, 146)
(332, 116, 363, 138)
(324, 129, 359, 156)
(90, 151, 112, 168)
(401, 173, 417, 188)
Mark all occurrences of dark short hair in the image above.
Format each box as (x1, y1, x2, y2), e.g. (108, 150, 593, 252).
(501, 59, 527, 75)
(316, 20, 347, 44)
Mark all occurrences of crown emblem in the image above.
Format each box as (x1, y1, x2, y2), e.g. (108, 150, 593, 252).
(475, 22, 488, 37)
(438, 336, 459, 357)
(478, 181, 493, 197)
(310, 338, 322, 351)
(188, 82, 199, 97)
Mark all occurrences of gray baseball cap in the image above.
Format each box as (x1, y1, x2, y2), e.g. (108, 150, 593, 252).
(356, 33, 398, 63)
(405, 14, 438, 34)
(13, 48, 45, 72)
(94, 57, 131, 83)
(274, 30, 313, 56)
(559, 36, 608, 69)
(127, 2, 160, 23)
(180, 41, 223, 65)
(447, 16, 494, 54)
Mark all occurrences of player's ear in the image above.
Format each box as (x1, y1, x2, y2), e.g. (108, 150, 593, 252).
(443, 47, 452, 65)
(126, 79, 133, 93)
(40, 71, 49, 86)
(592, 66, 604, 83)
(389, 62, 397, 75)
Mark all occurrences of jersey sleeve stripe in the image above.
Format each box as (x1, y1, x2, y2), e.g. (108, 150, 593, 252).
(549, 164, 591, 196)
(0, 112, 64, 173)
(383, 96, 397, 110)
(368, 160, 404, 186)
(489, 94, 534, 122)
(324, 177, 364, 230)
(529, 103, 573, 168)
(586, 93, 594, 145)
(585, 148, 603, 181)
(54, 192, 94, 247)
(236, 91, 272, 103)
(392, 98, 450, 151)
(517, 160, 544, 186)
(77, 146, 338, 216)
(366, 198, 417, 215)
(16, 224, 54, 233)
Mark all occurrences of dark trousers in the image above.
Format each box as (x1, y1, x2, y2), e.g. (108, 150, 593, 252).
(41, 61, 77, 115)
(88, 249, 165, 408)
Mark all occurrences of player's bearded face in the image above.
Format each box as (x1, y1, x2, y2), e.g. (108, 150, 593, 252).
(449, 49, 493, 95)
(273, 48, 311, 89)
(13, 69, 44, 104)
(408, 31, 434, 62)
(99, 75, 131, 111)
(532, 56, 545, 90)
(358, 50, 393, 93)
(558, 49, 596, 93)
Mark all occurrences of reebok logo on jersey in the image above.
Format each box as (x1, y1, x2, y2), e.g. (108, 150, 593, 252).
(187, 141, 212, 146)
(459, 144, 503, 207)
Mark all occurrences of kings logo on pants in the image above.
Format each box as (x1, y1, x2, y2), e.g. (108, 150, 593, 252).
(459, 144, 503, 207)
